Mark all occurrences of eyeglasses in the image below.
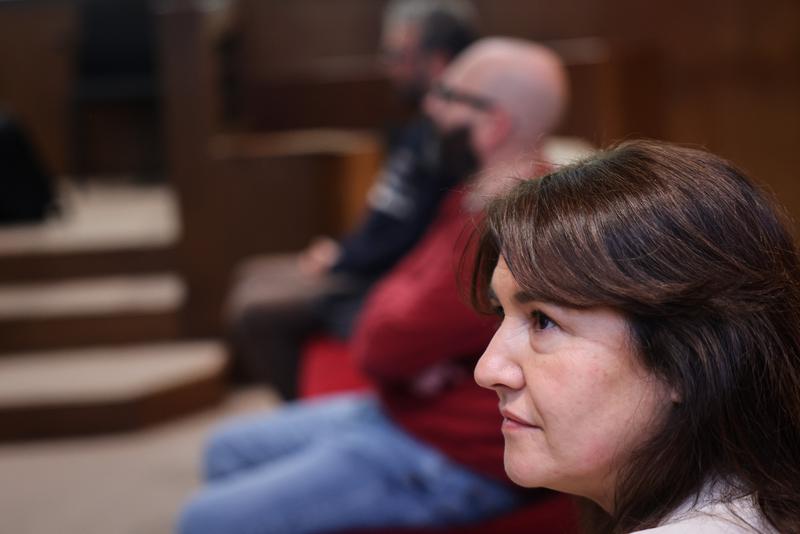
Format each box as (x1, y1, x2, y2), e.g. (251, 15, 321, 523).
(429, 82, 494, 111)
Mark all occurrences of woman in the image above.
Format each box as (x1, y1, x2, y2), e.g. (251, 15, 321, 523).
(471, 140, 800, 533)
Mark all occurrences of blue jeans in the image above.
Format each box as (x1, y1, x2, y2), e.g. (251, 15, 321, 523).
(177, 393, 521, 534)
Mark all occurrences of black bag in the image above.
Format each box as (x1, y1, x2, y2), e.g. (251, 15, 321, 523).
(0, 113, 57, 223)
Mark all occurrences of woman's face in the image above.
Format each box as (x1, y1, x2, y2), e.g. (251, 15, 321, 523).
(474, 257, 674, 510)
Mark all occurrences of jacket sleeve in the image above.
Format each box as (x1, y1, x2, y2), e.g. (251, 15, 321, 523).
(333, 207, 429, 276)
(333, 118, 446, 277)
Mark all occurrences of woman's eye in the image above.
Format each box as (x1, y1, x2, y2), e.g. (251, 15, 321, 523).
(531, 310, 555, 331)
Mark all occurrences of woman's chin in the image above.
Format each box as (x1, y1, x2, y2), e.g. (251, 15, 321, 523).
(503, 454, 544, 489)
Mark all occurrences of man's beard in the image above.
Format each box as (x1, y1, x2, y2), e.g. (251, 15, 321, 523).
(395, 80, 427, 108)
(434, 125, 480, 182)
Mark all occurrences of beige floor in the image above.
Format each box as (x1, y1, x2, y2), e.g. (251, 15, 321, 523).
(0, 387, 282, 534)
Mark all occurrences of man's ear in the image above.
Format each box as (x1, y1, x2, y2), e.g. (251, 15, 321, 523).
(476, 108, 513, 154)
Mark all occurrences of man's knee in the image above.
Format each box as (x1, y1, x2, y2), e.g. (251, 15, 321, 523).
(226, 270, 320, 334)
(176, 492, 226, 534)
(201, 422, 248, 482)
(228, 302, 279, 343)
(177, 488, 273, 534)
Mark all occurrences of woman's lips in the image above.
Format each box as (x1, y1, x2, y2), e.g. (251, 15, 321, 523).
(500, 409, 540, 430)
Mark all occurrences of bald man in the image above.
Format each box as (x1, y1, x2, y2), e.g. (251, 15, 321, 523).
(178, 39, 569, 534)
(425, 37, 568, 206)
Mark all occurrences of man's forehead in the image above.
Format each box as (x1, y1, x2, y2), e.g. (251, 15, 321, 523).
(442, 59, 483, 91)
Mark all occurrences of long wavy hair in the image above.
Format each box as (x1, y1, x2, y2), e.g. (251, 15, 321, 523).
(470, 140, 800, 533)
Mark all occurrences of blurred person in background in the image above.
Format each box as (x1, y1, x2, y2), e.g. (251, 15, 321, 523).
(226, 0, 479, 400)
(178, 37, 569, 534)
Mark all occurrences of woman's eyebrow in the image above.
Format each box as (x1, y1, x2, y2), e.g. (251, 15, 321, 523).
(488, 284, 537, 305)
(514, 291, 537, 304)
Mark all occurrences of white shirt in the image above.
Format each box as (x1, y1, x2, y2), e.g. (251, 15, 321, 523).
(631, 485, 776, 533)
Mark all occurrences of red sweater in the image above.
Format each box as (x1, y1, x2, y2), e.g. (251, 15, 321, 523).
(351, 188, 507, 482)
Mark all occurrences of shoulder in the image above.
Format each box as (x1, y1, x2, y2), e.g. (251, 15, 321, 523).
(631, 494, 776, 534)
(632, 514, 759, 533)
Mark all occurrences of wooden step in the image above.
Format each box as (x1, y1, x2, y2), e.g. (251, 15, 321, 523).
(0, 181, 179, 283)
(0, 274, 185, 352)
(0, 341, 227, 440)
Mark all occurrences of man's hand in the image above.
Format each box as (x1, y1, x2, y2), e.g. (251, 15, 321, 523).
(297, 236, 341, 276)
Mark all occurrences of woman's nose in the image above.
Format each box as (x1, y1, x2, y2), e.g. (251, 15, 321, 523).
(474, 328, 524, 391)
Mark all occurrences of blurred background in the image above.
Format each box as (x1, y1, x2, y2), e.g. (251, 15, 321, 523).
(0, 0, 797, 532)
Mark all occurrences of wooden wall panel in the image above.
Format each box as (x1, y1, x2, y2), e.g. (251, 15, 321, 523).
(603, 0, 800, 219)
(0, 1, 75, 175)
(236, 0, 385, 74)
(475, 0, 602, 41)
(235, 0, 603, 75)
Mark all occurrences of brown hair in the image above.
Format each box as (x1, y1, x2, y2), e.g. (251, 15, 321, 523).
(471, 140, 800, 533)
